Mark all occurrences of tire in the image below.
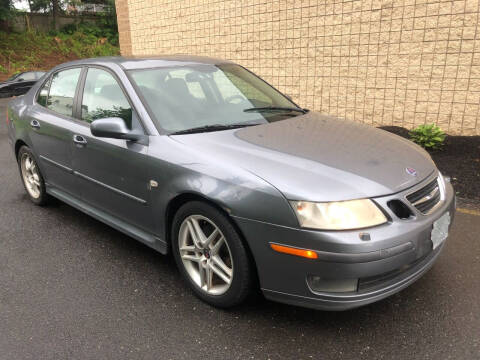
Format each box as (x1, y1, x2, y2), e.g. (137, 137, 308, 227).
(172, 201, 253, 308)
(17, 145, 49, 206)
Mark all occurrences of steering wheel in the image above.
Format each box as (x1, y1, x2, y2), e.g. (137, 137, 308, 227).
(224, 95, 247, 105)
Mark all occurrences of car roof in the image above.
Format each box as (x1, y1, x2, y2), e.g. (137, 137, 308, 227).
(54, 55, 234, 71)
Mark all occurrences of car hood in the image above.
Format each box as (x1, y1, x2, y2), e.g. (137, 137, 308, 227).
(0, 80, 14, 87)
(171, 113, 436, 201)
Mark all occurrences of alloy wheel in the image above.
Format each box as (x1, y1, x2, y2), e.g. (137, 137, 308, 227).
(178, 215, 234, 295)
(20, 153, 41, 199)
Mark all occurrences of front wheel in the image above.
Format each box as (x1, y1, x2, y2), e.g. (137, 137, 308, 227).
(172, 201, 253, 308)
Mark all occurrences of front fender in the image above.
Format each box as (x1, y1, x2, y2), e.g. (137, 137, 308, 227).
(146, 136, 298, 242)
(8, 97, 33, 154)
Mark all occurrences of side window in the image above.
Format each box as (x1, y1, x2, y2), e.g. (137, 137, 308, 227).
(81, 68, 132, 128)
(37, 77, 51, 107)
(47, 68, 82, 117)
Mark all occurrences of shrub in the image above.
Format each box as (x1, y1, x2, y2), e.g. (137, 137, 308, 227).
(409, 124, 446, 150)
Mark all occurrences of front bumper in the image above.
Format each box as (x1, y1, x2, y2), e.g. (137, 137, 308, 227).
(233, 174, 456, 311)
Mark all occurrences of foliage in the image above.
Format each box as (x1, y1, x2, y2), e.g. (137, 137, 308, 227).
(0, 0, 13, 22)
(0, 29, 119, 76)
(27, 0, 117, 34)
(28, 0, 72, 13)
(59, 20, 118, 46)
(409, 124, 446, 150)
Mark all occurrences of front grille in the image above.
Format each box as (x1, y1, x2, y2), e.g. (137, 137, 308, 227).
(406, 178, 441, 214)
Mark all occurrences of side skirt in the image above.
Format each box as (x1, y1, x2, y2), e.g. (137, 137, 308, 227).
(46, 186, 167, 254)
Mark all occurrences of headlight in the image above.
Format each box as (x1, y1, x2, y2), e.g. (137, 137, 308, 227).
(290, 199, 387, 230)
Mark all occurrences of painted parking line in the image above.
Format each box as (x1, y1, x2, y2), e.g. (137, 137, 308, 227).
(457, 207, 480, 216)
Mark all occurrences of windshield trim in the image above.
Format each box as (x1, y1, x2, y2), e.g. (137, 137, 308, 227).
(126, 64, 301, 135)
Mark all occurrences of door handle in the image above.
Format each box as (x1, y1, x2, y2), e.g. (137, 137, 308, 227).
(73, 134, 87, 145)
(30, 119, 40, 129)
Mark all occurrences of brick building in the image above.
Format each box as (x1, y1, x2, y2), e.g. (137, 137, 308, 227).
(115, 0, 480, 135)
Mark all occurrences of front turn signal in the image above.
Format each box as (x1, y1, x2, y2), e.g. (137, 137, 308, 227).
(270, 243, 318, 259)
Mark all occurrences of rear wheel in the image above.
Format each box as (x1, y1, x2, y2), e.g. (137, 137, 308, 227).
(18, 146, 49, 205)
(172, 201, 253, 308)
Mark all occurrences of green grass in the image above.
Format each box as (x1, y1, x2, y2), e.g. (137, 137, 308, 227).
(0, 30, 120, 76)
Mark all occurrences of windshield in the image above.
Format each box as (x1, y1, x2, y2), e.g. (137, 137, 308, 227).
(6, 73, 20, 81)
(129, 64, 303, 133)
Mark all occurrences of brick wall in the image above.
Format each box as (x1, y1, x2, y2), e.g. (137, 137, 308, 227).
(116, 0, 480, 135)
(115, 0, 132, 56)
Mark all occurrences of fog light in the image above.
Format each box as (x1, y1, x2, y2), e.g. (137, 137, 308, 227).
(307, 275, 358, 293)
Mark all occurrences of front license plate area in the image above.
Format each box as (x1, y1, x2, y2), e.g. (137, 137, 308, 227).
(431, 212, 450, 250)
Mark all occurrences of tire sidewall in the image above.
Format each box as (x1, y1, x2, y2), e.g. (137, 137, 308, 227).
(171, 201, 251, 308)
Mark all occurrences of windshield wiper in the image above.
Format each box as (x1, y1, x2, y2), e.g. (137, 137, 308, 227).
(169, 123, 260, 135)
(243, 106, 308, 114)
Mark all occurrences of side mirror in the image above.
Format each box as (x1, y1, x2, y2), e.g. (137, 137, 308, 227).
(91, 117, 143, 142)
(17, 78, 24, 82)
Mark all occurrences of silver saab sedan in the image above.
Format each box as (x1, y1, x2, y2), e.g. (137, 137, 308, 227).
(7, 56, 455, 310)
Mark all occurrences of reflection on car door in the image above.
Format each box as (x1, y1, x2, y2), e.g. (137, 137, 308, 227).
(70, 67, 154, 234)
(27, 67, 82, 194)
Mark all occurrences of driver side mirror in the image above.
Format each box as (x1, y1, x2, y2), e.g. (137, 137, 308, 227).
(91, 117, 146, 143)
(17, 78, 24, 82)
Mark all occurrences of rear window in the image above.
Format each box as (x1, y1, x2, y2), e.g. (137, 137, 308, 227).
(37, 68, 81, 117)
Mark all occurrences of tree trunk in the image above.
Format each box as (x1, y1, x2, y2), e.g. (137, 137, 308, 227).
(52, 0, 59, 31)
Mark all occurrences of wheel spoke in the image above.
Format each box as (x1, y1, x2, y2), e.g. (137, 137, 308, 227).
(210, 262, 231, 284)
(211, 236, 225, 255)
(212, 255, 232, 277)
(204, 228, 219, 248)
(181, 253, 202, 263)
(180, 245, 196, 252)
(32, 174, 40, 187)
(186, 219, 202, 249)
(25, 157, 32, 171)
(190, 217, 207, 244)
(198, 263, 206, 288)
(205, 266, 213, 290)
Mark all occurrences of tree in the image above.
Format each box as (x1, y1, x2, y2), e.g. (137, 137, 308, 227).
(51, 0, 59, 29)
(28, 0, 116, 31)
(28, 0, 63, 30)
(0, 0, 13, 31)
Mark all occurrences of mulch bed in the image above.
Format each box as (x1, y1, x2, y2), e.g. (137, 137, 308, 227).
(380, 126, 480, 202)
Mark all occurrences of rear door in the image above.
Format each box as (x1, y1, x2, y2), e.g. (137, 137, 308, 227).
(26, 67, 83, 194)
(70, 66, 154, 233)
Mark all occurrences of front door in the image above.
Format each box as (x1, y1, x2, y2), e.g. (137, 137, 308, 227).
(70, 67, 153, 233)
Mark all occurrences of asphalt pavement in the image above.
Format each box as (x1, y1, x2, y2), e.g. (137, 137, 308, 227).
(0, 98, 479, 360)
